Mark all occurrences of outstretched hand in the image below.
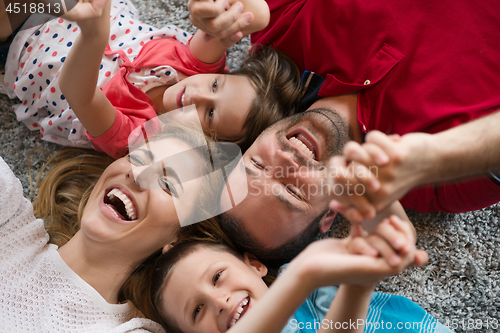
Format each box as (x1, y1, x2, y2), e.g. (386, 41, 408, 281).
(188, 0, 253, 47)
(61, 0, 110, 23)
(289, 215, 428, 290)
(328, 131, 433, 223)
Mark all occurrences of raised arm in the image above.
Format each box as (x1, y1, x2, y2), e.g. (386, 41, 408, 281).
(188, 0, 270, 63)
(228, 217, 426, 333)
(329, 110, 500, 221)
(316, 216, 422, 333)
(59, 0, 117, 138)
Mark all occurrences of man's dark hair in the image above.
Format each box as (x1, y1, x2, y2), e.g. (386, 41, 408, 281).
(218, 209, 330, 275)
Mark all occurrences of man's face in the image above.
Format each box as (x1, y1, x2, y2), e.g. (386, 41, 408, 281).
(225, 108, 350, 249)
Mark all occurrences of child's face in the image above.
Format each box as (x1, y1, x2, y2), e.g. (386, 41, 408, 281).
(160, 247, 269, 333)
(163, 74, 256, 140)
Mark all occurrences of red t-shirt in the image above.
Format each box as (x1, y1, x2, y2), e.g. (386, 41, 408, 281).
(89, 37, 226, 159)
(252, 0, 500, 213)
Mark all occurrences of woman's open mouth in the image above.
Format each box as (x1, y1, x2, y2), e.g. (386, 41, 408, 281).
(104, 188, 138, 221)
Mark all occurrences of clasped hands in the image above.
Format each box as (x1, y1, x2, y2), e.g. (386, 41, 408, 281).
(290, 215, 428, 290)
(327, 131, 434, 224)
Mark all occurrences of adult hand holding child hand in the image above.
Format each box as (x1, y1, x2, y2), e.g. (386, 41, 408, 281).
(328, 131, 432, 223)
(288, 215, 428, 292)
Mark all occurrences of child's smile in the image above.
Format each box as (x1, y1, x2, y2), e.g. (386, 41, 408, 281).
(160, 247, 268, 333)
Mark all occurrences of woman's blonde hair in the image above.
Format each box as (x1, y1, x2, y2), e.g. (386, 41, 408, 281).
(33, 148, 113, 247)
(32, 123, 236, 314)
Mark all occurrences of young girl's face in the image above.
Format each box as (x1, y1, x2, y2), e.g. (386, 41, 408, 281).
(163, 74, 256, 140)
(160, 247, 269, 333)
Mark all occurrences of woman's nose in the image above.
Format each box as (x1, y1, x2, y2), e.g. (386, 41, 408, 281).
(127, 165, 144, 188)
(130, 164, 158, 190)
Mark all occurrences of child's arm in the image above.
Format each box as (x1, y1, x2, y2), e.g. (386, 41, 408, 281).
(188, 0, 270, 63)
(318, 285, 372, 333)
(316, 216, 420, 333)
(59, 0, 117, 138)
(228, 217, 426, 333)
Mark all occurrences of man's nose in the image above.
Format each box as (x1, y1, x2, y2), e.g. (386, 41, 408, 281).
(273, 149, 299, 177)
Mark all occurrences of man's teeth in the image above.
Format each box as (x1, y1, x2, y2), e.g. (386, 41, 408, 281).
(230, 298, 249, 328)
(107, 188, 137, 220)
(288, 136, 315, 159)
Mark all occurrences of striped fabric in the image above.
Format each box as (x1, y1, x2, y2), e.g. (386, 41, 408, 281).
(281, 281, 454, 333)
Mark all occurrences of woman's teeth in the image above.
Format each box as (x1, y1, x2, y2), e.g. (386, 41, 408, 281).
(107, 188, 137, 220)
(181, 91, 185, 106)
(288, 136, 316, 160)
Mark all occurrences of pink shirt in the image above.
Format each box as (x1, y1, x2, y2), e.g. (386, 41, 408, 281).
(89, 37, 226, 158)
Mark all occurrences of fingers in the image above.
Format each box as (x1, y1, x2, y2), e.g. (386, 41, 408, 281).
(349, 223, 366, 238)
(386, 215, 415, 252)
(387, 133, 402, 142)
(334, 157, 380, 194)
(365, 130, 398, 152)
(328, 156, 378, 222)
(344, 141, 389, 167)
(366, 233, 402, 266)
(189, 1, 252, 40)
(348, 237, 378, 257)
(189, 0, 229, 18)
(359, 217, 420, 268)
(413, 250, 429, 267)
(371, 217, 411, 255)
(212, 11, 253, 43)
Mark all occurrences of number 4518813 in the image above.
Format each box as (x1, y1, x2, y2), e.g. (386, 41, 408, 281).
(6, 2, 61, 15)
(444, 318, 498, 330)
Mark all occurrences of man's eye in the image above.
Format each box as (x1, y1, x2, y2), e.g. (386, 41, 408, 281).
(193, 305, 203, 320)
(251, 158, 264, 169)
(213, 270, 223, 285)
(212, 79, 218, 92)
(158, 178, 179, 197)
(286, 184, 302, 200)
(128, 154, 144, 166)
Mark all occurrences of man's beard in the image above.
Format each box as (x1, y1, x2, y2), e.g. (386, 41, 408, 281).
(269, 107, 351, 164)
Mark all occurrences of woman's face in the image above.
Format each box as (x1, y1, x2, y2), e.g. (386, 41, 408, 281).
(81, 137, 206, 255)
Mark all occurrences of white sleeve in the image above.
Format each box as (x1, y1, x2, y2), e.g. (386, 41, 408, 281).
(108, 318, 166, 333)
(0, 157, 48, 257)
(0, 157, 26, 229)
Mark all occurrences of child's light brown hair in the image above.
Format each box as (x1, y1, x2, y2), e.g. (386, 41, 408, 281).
(230, 45, 303, 151)
(149, 239, 243, 333)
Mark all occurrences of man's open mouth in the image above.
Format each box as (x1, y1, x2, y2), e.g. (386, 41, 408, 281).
(104, 188, 138, 221)
(287, 132, 317, 161)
